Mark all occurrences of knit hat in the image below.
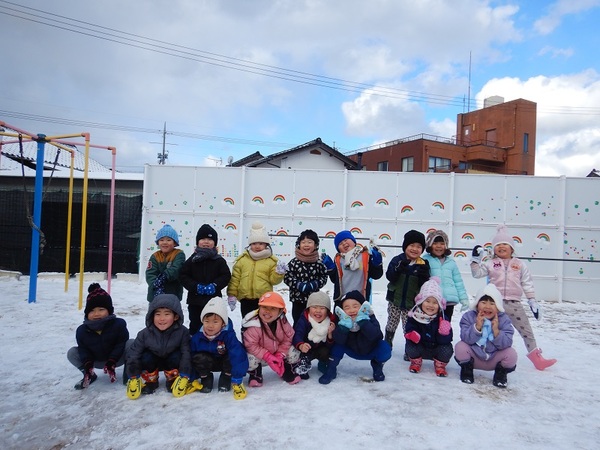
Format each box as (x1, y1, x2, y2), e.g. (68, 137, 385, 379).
(296, 229, 319, 249)
(334, 230, 356, 251)
(84, 283, 114, 316)
(201, 297, 229, 324)
(306, 291, 331, 310)
(471, 284, 505, 312)
(414, 276, 446, 310)
(248, 221, 270, 245)
(196, 224, 218, 245)
(492, 225, 514, 250)
(425, 229, 451, 256)
(258, 291, 286, 313)
(402, 229, 426, 252)
(155, 224, 179, 246)
(340, 290, 366, 305)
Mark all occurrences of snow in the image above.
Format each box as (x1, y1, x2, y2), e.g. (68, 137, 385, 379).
(1, 276, 598, 450)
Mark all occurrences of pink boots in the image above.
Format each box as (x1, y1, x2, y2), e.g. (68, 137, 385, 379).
(527, 348, 557, 370)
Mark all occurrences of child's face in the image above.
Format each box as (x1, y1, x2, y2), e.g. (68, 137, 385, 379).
(337, 238, 356, 254)
(153, 307, 178, 331)
(87, 307, 109, 321)
(202, 314, 225, 337)
(405, 243, 423, 260)
(341, 299, 362, 319)
(298, 238, 316, 254)
(477, 299, 498, 319)
(430, 241, 447, 257)
(197, 238, 215, 249)
(494, 243, 513, 259)
(157, 237, 176, 253)
(308, 305, 328, 322)
(250, 242, 267, 252)
(421, 297, 440, 315)
(258, 305, 281, 324)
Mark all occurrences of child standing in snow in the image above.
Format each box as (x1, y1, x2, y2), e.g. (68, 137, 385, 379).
(471, 225, 557, 370)
(321, 230, 383, 309)
(404, 277, 454, 376)
(292, 291, 336, 379)
(227, 221, 287, 317)
(242, 291, 301, 386)
(455, 284, 518, 388)
(179, 224, 231, 335)
(145, 224, 186, 302)
(67, 283, 131, 390)
(125, 294, 192, 399)
(190, 298, 248, 400)
(284, 229, 329, 323)
(319, 290, 391, 385)
(384, 229, 430, 350)
(422, 229, 469, 321)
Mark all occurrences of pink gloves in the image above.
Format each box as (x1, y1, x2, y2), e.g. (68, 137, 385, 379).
(404, 330, 421, 344)
(438, 318, 452, 336)
(263, 352, 285, 377)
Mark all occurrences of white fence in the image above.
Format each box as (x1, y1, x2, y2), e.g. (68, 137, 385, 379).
(140, 165, 600, 303)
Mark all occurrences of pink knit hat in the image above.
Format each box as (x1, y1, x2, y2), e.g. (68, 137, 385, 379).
(414, 276, 446, 310)
(492, 225, 514, 250)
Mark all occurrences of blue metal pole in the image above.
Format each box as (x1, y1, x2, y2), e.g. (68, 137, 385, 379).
(28, 134, 46, 303)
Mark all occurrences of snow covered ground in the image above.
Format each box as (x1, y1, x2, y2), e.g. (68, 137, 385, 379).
(1, 276, 598, 450)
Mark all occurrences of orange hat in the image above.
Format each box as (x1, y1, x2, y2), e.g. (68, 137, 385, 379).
(258, 291, 286, 313)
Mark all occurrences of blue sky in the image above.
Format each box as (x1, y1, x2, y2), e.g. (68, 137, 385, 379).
(1, 0, 600, 176)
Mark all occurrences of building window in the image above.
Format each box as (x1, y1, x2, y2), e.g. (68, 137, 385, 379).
(458, 161, 470, 170)
(523, 133, 529, 153)
(428, 157, 451, 172)
(377, 161, 389, 171)
(401, 157, 414, 172)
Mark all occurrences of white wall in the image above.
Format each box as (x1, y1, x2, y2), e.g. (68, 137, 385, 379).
(140, 165, 600, 303)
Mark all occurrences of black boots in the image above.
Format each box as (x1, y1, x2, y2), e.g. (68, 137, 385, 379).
(459, 358, 474, 384)
(492, 362, 515, 388)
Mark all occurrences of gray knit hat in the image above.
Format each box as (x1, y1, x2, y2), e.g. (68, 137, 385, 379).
(306, 291, 331, 310)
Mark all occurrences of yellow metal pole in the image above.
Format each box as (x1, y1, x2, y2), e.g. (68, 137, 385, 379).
(78, 135, 91, 310)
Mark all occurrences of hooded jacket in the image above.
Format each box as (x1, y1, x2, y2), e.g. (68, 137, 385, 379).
(241, 310, 295, 361)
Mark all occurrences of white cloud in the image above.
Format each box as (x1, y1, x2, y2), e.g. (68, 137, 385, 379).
(534, 0, 600, 35)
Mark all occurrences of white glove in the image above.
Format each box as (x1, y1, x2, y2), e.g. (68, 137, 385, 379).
(471, 245, 484, 264)
(227, 296, 238, 311)
(528, 299, 541, 320)
(459, 298, 469, 312)
(275, 260, 288, 275)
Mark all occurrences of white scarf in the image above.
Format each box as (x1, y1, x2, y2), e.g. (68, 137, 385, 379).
(307, 315, 331, 343)
(341, 246, 363, 271)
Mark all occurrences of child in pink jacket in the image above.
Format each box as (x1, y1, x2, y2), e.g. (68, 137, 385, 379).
(242, 292, 301, 386)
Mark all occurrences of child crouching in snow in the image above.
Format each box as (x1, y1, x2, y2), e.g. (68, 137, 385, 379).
(67, 283, 132, 390)
(404, 277, 454, 376)
(242, 292, 301, 386)
(454, 284, 518, 388)
(190, 298, 248, 400)
(319, 290, 391, 385)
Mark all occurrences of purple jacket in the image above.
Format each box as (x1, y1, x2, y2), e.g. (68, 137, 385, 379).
(458, 310, 514, 361)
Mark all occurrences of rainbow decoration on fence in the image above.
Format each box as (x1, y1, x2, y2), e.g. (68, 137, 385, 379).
(223, 197, 235, 206)
(537, 233, 551, 242)
(400, 205, 414, 214)
(351, 200, 364, 209)
(431, 201, 445, 210)
(224, 223, 237, 231)
(273, 194, 286, 203)
(375, 198, 389, 207)
(462, 232, 475, 240)
(512, 236, 523, 244)
(325, 231, 336, 238)
(321, 199, 334, 209)
(484, 242, 493, 252)
(350, 227, 362, 236)
(251, 196, 264, 205)
(461, 203, 475, 212)
(426, 228, 437, 235)
(275, 229, 288, 236)
(378, 233, 392, 241)
(297, 197, 311, 206)
(454, 251, 467, 258)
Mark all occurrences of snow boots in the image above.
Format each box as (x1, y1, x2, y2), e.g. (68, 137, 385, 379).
(248, 365, 263, 388)
(74, 370, 97, 390)
(218, 373, 232, 392)
(199, 373, 214, 393)
(492, 362, 515, 388)
(232, 382, 247, 400)
(409, 357, 422, 373)
(370, 359, 385, 381)
(527, 348, 557, 371)
(126, 376, 143, 400)
(164, 369, 179, 392)
(458, 358, 474, 384)
(434, 359, 448, 377)
(318, 358, 340, 385)
(141, 369, 159, 395)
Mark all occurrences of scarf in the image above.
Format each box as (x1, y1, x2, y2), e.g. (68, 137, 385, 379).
(409, 306, 437, 324)
(340, 246, 363, 271)
(191, 246, 218, 263)
(83, 314, 116, 332)
(476, 318, 495, 347)
(249, 246, 273, 261)
(307, 315, 331, 343)
(295, 248, 319, 263)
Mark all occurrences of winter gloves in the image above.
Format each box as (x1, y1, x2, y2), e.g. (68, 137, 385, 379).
(263, 352, 285, 377)
(355, 302, 372, 323)
(152, 273, 167, 297)
(471, 245, 484, 264)
(334, 304, 372, 331)
(438, 318, 452, 335)
(321, 254, 335, 271)
(404, 330, 421, 344)
(296, 280, 319, 294)
(275, 260, 288, 275)
(459, 298, 470, 312)
(370, 248, 383, 266)
(227, 295, 238, 311)
(334, 306, 354, 330)
(528, 299, 541, 320)
(197, 283, 217, 296)
(103, 359, 117, 383)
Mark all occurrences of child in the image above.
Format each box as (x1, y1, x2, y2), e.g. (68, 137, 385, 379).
(67, 283, 131, 390)
(404, 277, 453, 376)
(471, 225, 557, 370)
(145, 224, 186, 301)
(227, 221, 287, 317)
(190, 298, 249, 400)
(125, 294, 192, 399)
(292, 291, 336, 379)
(319, 290, 391, 384)
(284, 229, 329, 323)
(321, 229, 383, 309)
(242, 291, 301, 386)
(384, 229, 430, 351)
(454, 284, 518, 388)
(179, 224, 232, 335)
(422, 229, 469, 321)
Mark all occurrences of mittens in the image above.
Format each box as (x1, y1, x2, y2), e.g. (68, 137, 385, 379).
(438, 318, 452, 336)
(370, 248, 383, 266)
(197, 283, 217, 296)
(103, 359, 117, 383)
(275, 260, 288, 275)
(334, 306, 354, 330)
(264, 352, 285, 377)
(296, 280, 318, 294)
(528, 299, 541, 320)
(152, 273, 167, 289)
(227, 296, 238, 311)
(471, 245, 483, 264)
(404, 330, 421, 344)
(321, 254, 335, 271)
(82, 361, 95, 388)
(355, 302, 372, 323)
(459, 298, 469, 312)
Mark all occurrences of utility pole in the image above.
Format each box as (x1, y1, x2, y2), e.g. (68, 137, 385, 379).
(151, 122, 176, 164)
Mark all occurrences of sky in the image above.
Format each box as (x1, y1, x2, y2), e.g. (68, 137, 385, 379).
(1, 275, 598, 449)
(1, 0, 600, 176)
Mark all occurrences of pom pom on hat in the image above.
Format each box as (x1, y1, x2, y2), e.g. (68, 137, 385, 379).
(201, 298, 229, 324)
(402, 229, 426, 252)
(340, 290, 366, 305)
(306, 291, 331, 310)
(155, 224, 179, 246)
(258, 291, 286, 313)
(296, 229, 319, 249)
(248, 221, 270, 245)
(414, 276, 446, 310)
(334, 230, 356, 251)
(196, 224, 218, 245)
(84, 283, 114, 316)
(471, 284, 505, 312)
(492, 225, 513, 250)
(425, 229, 451, 256)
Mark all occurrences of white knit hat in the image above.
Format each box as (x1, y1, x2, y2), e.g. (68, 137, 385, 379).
(201, 298, 229, 324)
(248, 221, 270, 245)
(471, 283, 504, 312)
(492, 225, 514, 250)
